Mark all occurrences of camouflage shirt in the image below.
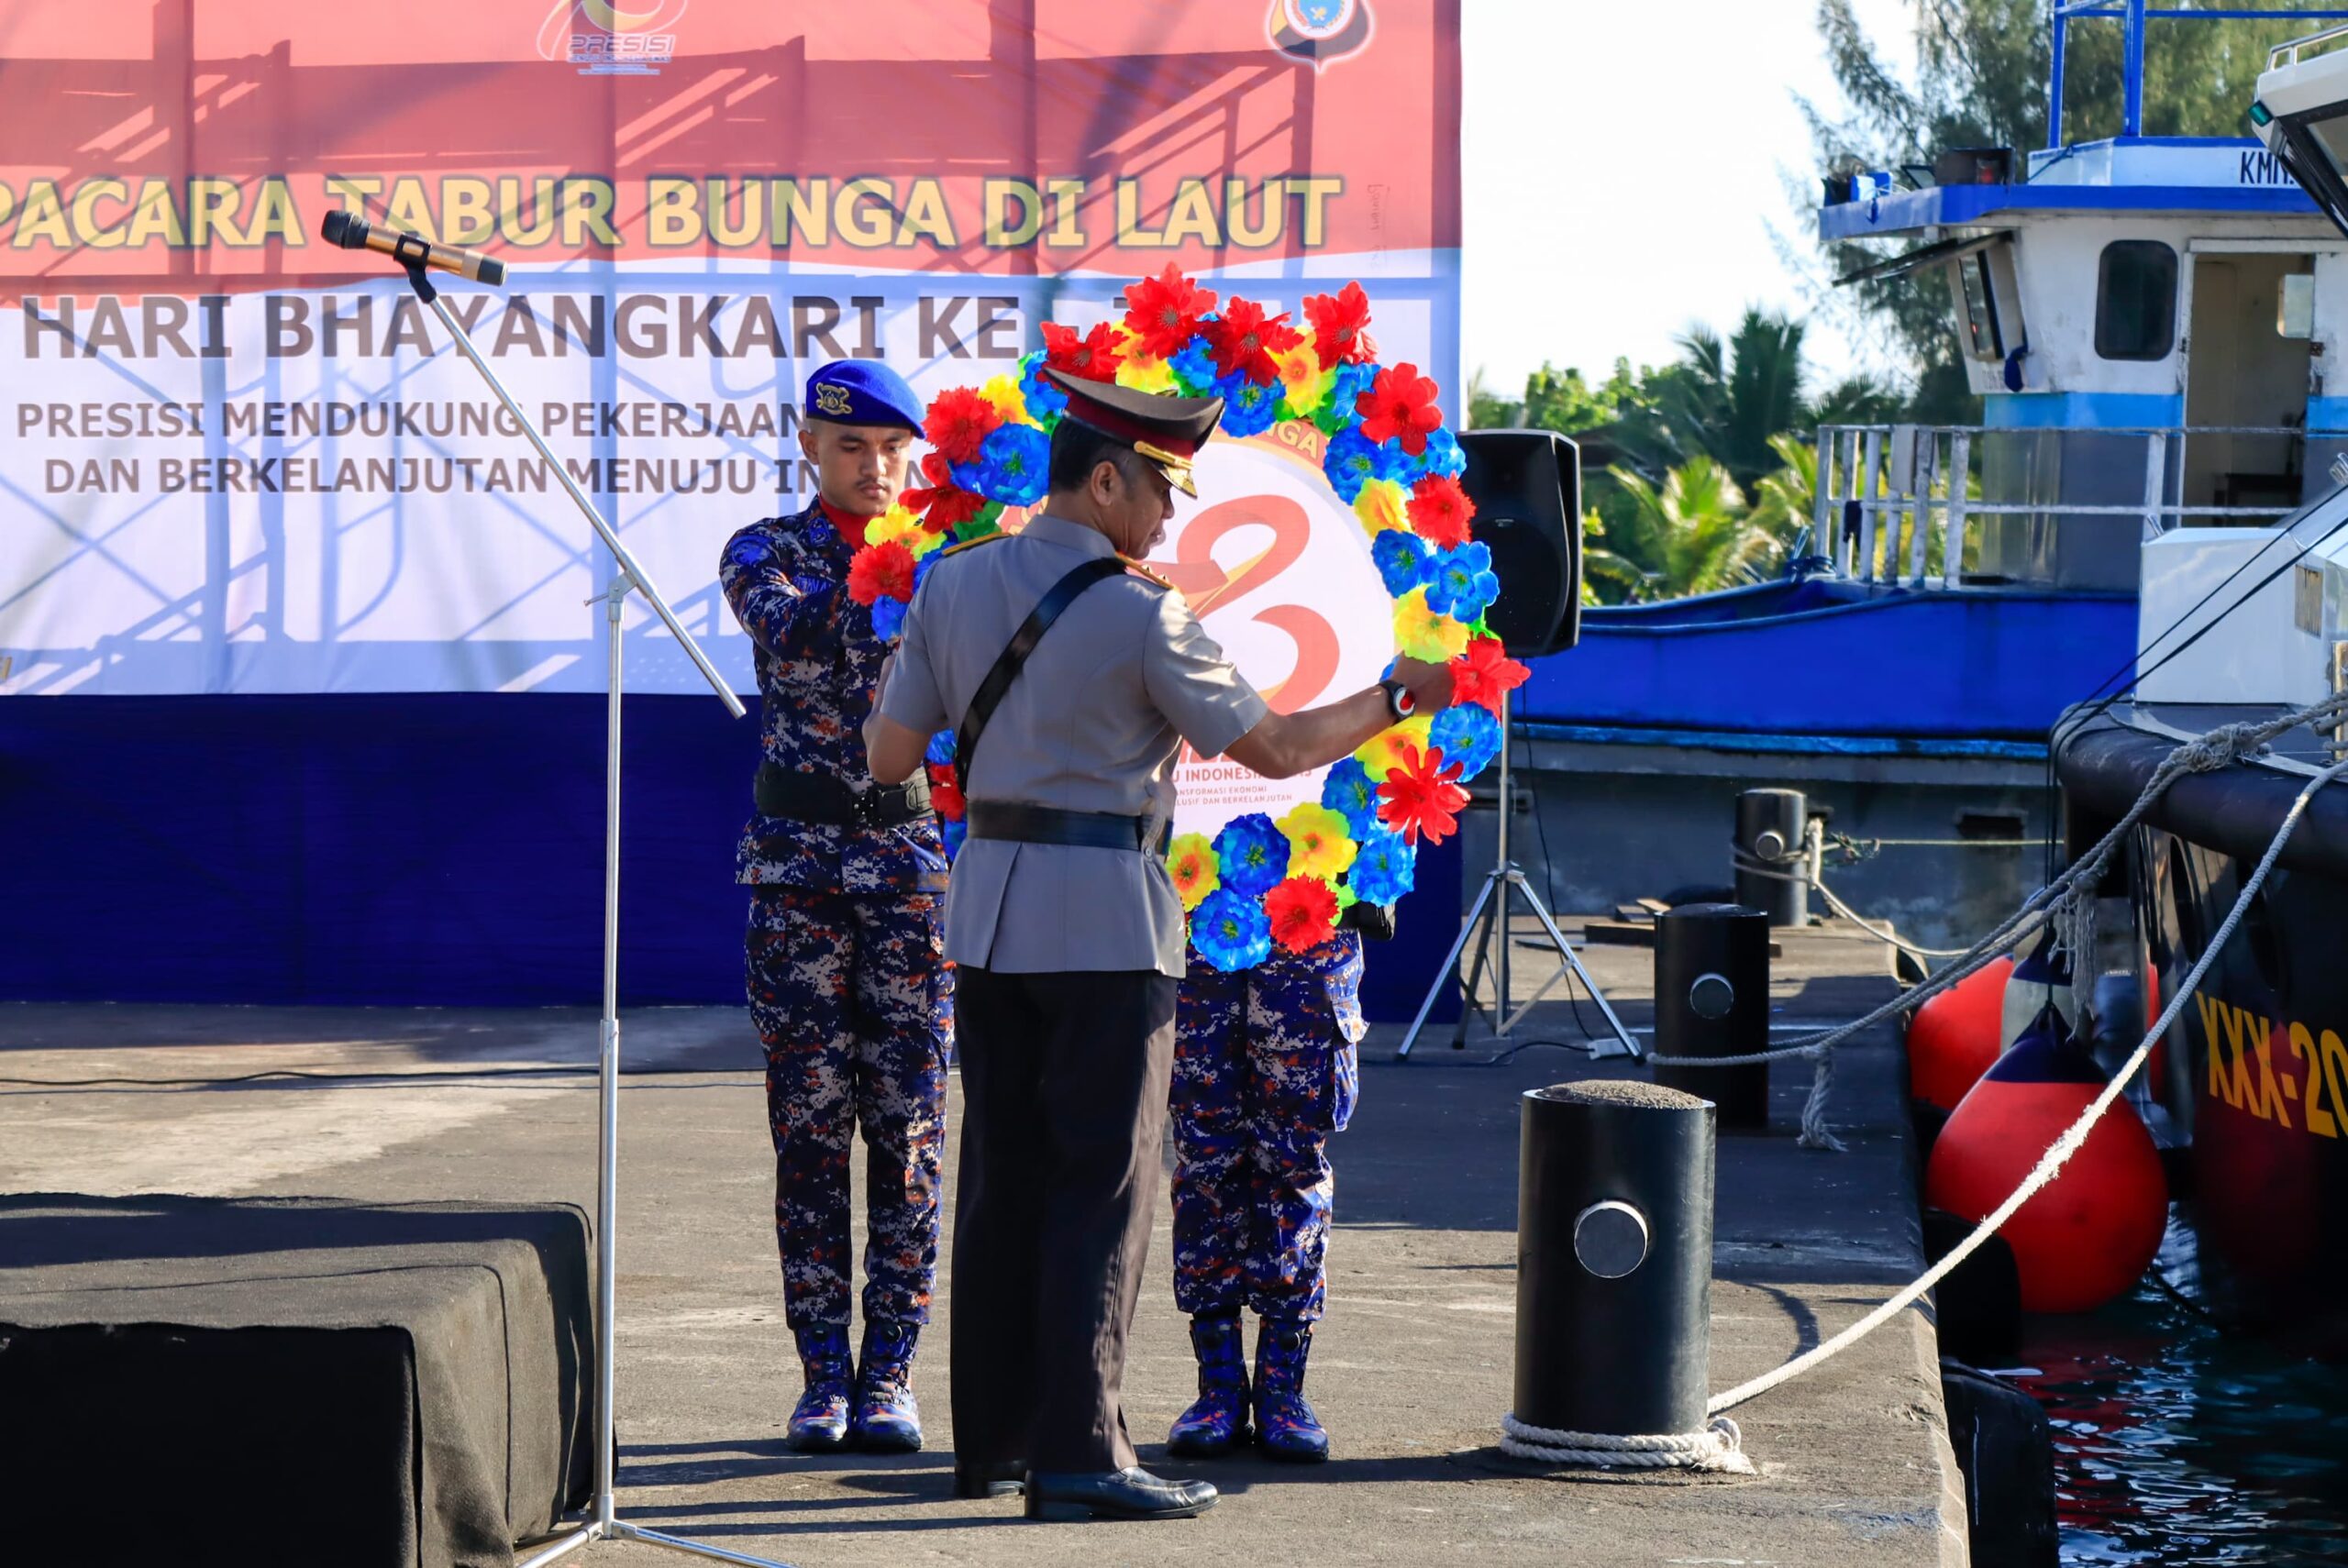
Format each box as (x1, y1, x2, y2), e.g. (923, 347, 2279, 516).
(719, 501, 948, 894)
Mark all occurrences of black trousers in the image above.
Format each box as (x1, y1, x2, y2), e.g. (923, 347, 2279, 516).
(949, 965, 1177, 1474)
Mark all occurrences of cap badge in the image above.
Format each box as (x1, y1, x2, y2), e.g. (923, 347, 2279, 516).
(813, 382, 855, 416)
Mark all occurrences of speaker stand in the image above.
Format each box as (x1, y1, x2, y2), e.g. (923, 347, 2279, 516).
(1393, 690, 1639, 1062)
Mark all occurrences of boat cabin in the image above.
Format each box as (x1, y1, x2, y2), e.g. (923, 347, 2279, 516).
(1819, 2, 2348, 592)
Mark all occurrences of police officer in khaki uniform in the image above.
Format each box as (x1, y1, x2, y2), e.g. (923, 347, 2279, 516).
(864, 369, 1454, 1521)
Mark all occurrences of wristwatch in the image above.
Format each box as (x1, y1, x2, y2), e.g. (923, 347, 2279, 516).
(1378, 678, 1415, 722)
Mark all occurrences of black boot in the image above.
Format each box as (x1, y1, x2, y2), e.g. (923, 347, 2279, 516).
(1253, 1316, 1330, 1463)
(1166, 1311, 1251, 1456)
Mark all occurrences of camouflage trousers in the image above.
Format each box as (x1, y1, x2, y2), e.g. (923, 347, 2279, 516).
(746, 887, 951, 1330)
(1170, 934, 1364, 1322)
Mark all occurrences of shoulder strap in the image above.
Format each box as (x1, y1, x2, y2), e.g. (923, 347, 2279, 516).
(956, 555, 1127, 798)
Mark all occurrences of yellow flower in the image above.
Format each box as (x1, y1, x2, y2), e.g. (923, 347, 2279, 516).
(905, 526, 948, 559)
(1355, 713, 1434, 777)
(1117, 353, 1178, 394)
(1353, 478, 1409, 537)
(1165, 832, 1220, 911)
(1277, 802, 1358, 882)
(980, 373, 1036, 425)
(1276, 336, 1332, 415)
(1393, 587, 1469, 662)
(863, 503, 923, 548)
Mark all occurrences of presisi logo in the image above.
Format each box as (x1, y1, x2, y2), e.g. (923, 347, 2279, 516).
(537, 0, 688, 77)
(1268, 0, 1374, 71)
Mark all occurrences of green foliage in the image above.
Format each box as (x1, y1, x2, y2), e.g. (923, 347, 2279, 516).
(1600, 456, 1785, 599)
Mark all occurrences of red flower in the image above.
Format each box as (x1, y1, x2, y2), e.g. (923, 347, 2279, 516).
(1043, 320, 1125, 382)
(1123, 261, 1217, 359)
(925, 768, 967, 823)
(1264, 876, 1340, 954)
(1408, 473, 1477, 548)
(923, 386, 1001, 466)
(1451, 635, 1529, 713)
(1356, 362, 1445, 456)
(1205, 295, 1304, 386)
(846, 541, 915, 606)
(921, 485, 987, 533)
(1303, 282, 1374, 370)
(1377, 742, 1470, 845)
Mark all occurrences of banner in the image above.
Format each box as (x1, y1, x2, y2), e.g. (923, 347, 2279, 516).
(0, 0, 1462, 706)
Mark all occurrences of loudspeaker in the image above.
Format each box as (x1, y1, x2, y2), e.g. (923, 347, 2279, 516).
(1459, 429, 1580, 657)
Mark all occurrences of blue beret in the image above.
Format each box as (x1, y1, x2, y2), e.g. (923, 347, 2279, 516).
(804, 360, 924, 432)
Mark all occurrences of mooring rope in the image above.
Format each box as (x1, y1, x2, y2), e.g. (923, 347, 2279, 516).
(1502, 700, 2348, 1474)
(1499, 1413, 1754, 1473)
(1639, 690, 2348, 1154)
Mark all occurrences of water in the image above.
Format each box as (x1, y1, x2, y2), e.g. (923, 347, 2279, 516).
(2005, 1219, 2348, 1565)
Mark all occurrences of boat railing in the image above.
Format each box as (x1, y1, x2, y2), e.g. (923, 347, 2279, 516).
(1810, 423, 2309, 590)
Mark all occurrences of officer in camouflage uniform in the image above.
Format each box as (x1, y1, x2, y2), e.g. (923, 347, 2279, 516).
(1167, 925, 1366, 1463)
(720, 360, 950, 1455)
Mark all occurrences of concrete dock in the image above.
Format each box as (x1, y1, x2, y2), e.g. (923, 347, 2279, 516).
(0, 922, 1966, 1566)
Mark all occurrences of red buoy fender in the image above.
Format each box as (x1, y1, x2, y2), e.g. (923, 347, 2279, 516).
(1924, 1005, 2168, 1314)
(1907, 956, 2015, 1113)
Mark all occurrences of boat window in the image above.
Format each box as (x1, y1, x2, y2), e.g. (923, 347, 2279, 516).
(1953, 251, 2003, 361)
(2095, 241, 2176, 360)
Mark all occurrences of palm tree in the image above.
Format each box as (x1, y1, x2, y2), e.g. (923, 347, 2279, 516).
(1601, 456, 1782, 598)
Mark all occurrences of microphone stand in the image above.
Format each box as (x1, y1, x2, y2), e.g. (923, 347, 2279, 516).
(390, 259, 791, 1568)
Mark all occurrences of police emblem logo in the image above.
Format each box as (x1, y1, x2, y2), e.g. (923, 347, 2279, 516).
(1268, 0, 1373, 69)
(813, 382, 856, 417)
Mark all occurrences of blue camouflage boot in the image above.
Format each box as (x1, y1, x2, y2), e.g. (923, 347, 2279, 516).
(851, 1319, 924, 1452)
(1252, 1316, 1330, 1463)
(786, 1324, 854, 1452)
(1167, 1310, 1251, 1457)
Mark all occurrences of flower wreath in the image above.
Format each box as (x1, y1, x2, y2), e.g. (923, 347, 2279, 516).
(846, 264, 1529, 972)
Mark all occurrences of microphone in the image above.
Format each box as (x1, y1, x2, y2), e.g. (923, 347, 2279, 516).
(320, 210, 506, 285)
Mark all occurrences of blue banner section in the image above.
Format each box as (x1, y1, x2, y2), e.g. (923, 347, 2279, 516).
(0, 691, 1464, 1014)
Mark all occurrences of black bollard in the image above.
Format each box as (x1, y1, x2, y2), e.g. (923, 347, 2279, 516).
(1652, 903, 1772, 1130)
(1734, 788, 1808, 926)
(1515, 1080, 1714, 1439)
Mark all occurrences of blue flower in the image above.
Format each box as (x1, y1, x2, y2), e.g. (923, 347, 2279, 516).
(1432, 701, 1503, 779)
(1347, 828, 1417, 904)
(1168, 330, 1237, 399)
(1416, 425, 1467, 479)
(869, 594, 906, 642)
(1018, 351, 1069, 419)
(976, 422, 1050, 504)
(1324, 360, 1379, 429)
(1324, 427, 1384, 501)
(1220, 377, 1281, 438)
(1191, 888, 1272, 972)
(1321, 756, 1382, 837)
(924, 729, 958, 767)
(1372, 530, 1432, 597)
(1424, 540, 1500, 622)
(912, 548, 942, 596)
(942, 818, 967, 859)
(1213, 812, 1289, 896)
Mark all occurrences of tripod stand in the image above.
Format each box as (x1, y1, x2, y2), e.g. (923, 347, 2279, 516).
(1393, 690, 1638, 1062)
(376, 258, 797, 1568)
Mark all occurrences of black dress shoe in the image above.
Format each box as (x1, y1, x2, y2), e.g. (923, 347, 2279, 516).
(1024, 1465, 1217, 1521)
(953, 1460, 1026, 1499)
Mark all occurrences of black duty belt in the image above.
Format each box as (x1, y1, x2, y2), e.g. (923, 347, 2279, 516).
(967, 801, 1165, 854)
(755, 761, 931, 829)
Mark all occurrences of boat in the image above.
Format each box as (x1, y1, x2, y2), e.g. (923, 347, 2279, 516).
(2053, 19, 2348, 1348)
(1516, 3, 2346, 955)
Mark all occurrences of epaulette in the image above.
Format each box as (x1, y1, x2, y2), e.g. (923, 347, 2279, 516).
(1118, 555, 1175, 591)
(940, 533, 1011, 558)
